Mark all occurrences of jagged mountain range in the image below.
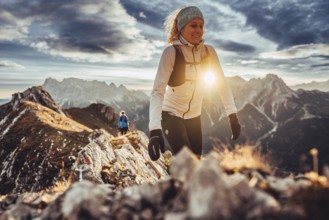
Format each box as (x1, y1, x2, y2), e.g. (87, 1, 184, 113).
(43, 77, 149, 132)
(1, 76, 329, 219)
(2, 74, 329, 173)
(291, 79, 329, 91)
(202, 74, 329, 172)
(42, 75, 329, 172)
(43, 78, 149, 109)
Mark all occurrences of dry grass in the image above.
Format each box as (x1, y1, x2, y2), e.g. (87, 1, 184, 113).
(304, 171, 329, 188)
(110, 131, 141, 150)
(26, 101, 92, 132)
(110, 136, 129, 148)
(50, 180, 72, 193)
(47, 165, 73, 193)
(215, 145, 272, 174)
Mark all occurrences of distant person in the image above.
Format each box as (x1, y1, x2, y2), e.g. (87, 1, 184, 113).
(118, 111, 129, 135)
(148, 6, 241, 161)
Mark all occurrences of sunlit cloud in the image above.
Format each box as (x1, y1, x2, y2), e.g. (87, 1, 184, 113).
(0, 0, 161, 63)
(241, 60, 259, 64)
(0, 9, 31, 41)
(0, 60, 25, 69)
(260, 44, 329, 60)
(139, 12, 147, 18)
(223, 0, 329, 49)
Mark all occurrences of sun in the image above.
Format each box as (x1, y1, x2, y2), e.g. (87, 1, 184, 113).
(204, 71, 216, 85)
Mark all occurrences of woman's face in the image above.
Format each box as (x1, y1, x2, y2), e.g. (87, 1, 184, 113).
(180, 18, 204, 45)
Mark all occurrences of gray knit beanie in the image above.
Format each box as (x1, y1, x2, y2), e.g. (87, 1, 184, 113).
(177, 6, 204, 31)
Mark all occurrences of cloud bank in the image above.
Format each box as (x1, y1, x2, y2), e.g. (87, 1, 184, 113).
(0, 0, 328, 98)
(0, 0, 161, 63)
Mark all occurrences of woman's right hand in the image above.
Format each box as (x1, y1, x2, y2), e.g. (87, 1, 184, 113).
(148, 129, 165, 161)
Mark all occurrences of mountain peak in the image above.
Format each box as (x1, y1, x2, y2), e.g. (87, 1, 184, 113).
(118, 84, 126, 88)
(244, 74, 294, 97)
(0, 86, 66, 121)
(10, 86, 65, 115)
(264, 73, 286, 85)
(44, 77, 59, 85)
(262, 73, 295, 96)
(227, 74, 297, 121)
(265, 73, 280, 80)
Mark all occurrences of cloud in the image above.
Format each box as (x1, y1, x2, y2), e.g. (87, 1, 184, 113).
(260, 44, 329, 60)
(241, 60, 259, 64)
(120, 0, 170, 28)
(212, 39, 256, 53)
(311, 63, 329, 68)
(0, 0, 328, 86)
(0, 8, 32, 41)
(139, 12, 147, 19)
(198, 1, 278, 55)
(0, 60, 25, 68)
(222, 0, 329, 49)
(0, 0, 278, 63)
(120, 0, 276, 54)
(0, 0, 161, 63)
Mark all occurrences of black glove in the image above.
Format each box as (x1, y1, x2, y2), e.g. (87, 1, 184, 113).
(229, 113, 241, 140)
(148, 129, 165, 161)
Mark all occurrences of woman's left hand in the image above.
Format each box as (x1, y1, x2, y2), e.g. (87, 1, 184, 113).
(228, 113, 241, 140)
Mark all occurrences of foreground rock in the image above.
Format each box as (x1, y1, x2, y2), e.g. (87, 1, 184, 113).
(1, 147, 329, 220)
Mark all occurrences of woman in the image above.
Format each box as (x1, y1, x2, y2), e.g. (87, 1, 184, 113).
(148, 6, 241, 161)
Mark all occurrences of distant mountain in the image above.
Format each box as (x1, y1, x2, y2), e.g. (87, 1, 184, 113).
(65, 103, 137, 136)
(291, 80, 329, 92)
(43, 78, 150, 132)
(202, 74, 329, 172)
(0, 86, 167, 195)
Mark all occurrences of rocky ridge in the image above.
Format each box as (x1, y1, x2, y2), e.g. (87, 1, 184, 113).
(0, 86, 168, 195)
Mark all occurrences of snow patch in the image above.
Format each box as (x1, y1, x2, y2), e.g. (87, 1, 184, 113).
(300, 105, 316, 120)
(0, 114, 9, 127)
(0, 147, 19, 177)
(0, 109, 27, 139)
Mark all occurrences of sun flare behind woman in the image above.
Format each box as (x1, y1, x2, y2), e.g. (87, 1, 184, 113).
(204, 71, 216, 85)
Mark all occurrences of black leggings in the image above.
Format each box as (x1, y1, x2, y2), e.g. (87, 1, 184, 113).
(120, 127, 128, 135)
(161, 111, 202, 156)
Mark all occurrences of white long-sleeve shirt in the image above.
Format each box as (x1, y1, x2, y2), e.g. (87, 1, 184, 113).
(149, 37, 237, 131)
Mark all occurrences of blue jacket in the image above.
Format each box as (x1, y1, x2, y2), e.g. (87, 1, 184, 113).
(118, 115, 129, 128)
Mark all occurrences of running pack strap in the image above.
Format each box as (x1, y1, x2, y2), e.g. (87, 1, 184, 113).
(168, 45, 209, 87)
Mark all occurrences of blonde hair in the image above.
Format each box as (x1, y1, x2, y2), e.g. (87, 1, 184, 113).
(164, 8, 182, 44)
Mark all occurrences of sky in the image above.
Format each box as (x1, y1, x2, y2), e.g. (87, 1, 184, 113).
(0, 0, 328, 99)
